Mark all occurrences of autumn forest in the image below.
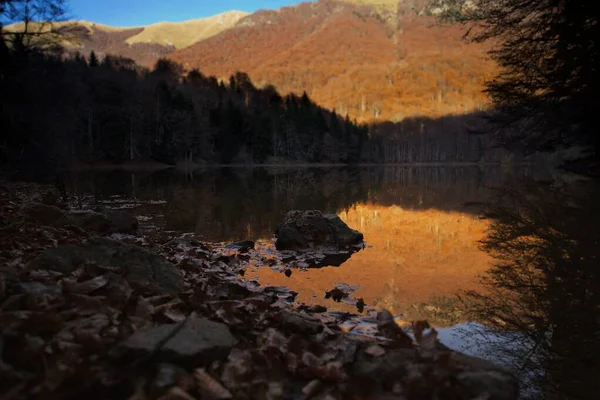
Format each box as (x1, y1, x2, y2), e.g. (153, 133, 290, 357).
(0, 0, 515, 171)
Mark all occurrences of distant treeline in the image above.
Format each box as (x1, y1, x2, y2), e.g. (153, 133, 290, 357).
(1, 46, 518, 171)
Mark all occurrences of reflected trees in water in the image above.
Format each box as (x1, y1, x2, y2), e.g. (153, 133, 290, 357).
(464, 179, 600, 399)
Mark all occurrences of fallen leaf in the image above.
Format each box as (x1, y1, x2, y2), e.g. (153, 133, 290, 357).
(302, 379, 322, 397)
(67, 275, 109, 294)
(194, 368, 232, 399)
(128, 378, 148, 400)
(364, 344, 386, 357)
(157, 386, 198, 400)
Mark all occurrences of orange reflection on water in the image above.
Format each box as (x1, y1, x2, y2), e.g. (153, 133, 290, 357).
(246, 203, 492, 320)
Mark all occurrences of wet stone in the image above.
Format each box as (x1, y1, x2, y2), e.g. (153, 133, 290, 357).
(119, 318, 237, 363)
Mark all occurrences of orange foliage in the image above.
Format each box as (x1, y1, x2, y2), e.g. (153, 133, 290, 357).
(169, 0, 496, 122)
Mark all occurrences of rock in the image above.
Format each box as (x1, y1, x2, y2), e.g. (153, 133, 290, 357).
(325, 288, 346, 302)
(40, 191, 60, 206)
(0, 266, 20, 296)
(28, 244, 86, 273)
(29, 237, 183, 293)
(279, 310, 323, 335)
(224, 240, 255, 252)
(455, 370, 519, 400)
(300, 304, 328, 313)
(275, 210, 363, 251)
(57, 210, 112, 233)
(119, 318, 237, 363)
(95, 206, 139, 233)
(22, 203, 137, 233)
(21, 202, 66, 225)
(20, 282, 62, 297)
(313, 250, 353, 267)
(351, 346, 518, 400)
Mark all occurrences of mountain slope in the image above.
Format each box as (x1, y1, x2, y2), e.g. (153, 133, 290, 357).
(4, 11, 247, 65)
(124, 11, 248, 49)
(169, 0, 495, 122)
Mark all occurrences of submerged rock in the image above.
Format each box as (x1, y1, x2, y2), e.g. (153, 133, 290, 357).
(29, 237, 183, 293)
(275, 210, 363, 251)
(119, 318, 237, 363)
(225, 240, 255, 253)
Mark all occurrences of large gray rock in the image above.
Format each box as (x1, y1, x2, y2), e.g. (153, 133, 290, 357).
(29, 237, 183, 293)
(351, 347, 518, 400)
(21, 202, 66, 225)
(57, 210, 112, 233)
(275, 210, 363, 251)
(21, 202, 138, 233)
(120, 318, 237, 362)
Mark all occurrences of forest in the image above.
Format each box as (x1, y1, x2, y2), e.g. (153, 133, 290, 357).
(0, 47, 377, 170)
(0, 36, 507, 171)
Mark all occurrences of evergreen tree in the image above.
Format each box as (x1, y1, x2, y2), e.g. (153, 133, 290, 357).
(89, 50, 99, 67)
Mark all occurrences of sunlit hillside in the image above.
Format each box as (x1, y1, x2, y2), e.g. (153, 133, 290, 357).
(4, 11, 248, 65)
(124, 11, 248, 49)
(170, 0, 496, 122)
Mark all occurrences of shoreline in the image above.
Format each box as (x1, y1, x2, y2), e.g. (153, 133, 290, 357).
(65, 160, 536, 172)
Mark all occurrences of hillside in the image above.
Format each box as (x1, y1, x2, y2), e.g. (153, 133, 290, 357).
(3, 10, 247, 66)
(5, 0, 495, 123)
(169, 0, 496, 122)
(124, 11, 248, 49)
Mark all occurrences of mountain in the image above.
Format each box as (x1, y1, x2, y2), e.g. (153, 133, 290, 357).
(3, 10, 247, 66)
(5, 0, 494, 123)
(169, 0, 495, 122)
(123, 11, 248, 49)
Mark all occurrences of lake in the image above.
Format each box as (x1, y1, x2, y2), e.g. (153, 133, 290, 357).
(63, 165, 600, 398)
(65, 165, 541, 323)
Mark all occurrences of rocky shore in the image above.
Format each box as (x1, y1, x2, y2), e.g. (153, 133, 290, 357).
(0, 182, 518, 400)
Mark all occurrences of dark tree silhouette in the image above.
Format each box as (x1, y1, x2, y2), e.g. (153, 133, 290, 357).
(0, 0, 70, 52)
(463, 180, 600, 398)
(441, 0, 600, 171)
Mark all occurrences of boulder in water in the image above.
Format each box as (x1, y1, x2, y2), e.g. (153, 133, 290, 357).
(275, 210, 363, 251)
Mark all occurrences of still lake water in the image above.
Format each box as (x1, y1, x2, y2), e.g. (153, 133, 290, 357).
(66, 166, 540, 322)
(65, 165, 600, 398)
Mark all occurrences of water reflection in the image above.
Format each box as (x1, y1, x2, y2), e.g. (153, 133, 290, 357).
(65, 166, 536, 241)
(456, 179, 600, 399)
(247, 204, 492, 321)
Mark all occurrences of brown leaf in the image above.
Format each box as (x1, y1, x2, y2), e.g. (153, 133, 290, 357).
(221, 351, 253, 390)
(364, 344, 386, 357)
(302, 380, 323, 397)
(320, 361, 347, 382)
(301, 351, 320, 368)
(163, 309, 187, 323)
(194, 368, 232, 399)
(259, 328, 287, 351)
(153, 299, 183, 314)
(128, 378, 148, 400)
(158, 386, 198, 400)
(66, 275, 109, 294)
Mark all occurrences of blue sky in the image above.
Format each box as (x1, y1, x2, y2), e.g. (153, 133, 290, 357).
(68, 0, 312, 27)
